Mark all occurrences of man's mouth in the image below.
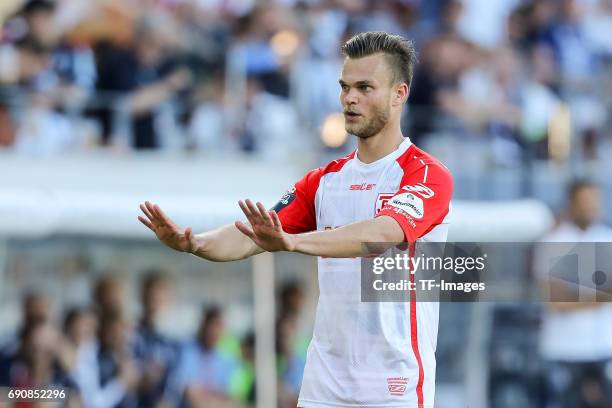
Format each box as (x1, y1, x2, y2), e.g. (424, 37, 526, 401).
(344, 112, 361, 117)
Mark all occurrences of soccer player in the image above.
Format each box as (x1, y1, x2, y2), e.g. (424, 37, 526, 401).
(139, 31, 453, 408)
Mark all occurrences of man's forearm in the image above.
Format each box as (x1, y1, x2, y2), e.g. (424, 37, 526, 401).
(545, 281, 605, 311)
(291, 217, 403, 258)
(191, 224, 263, 262)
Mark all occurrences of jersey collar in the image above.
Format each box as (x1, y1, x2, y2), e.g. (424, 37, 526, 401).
(353, 137, 413, 169)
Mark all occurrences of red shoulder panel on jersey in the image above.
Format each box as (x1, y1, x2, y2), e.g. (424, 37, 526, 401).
(321, 151, 355, 175)
(274, 152, 355, 234)
(375, 145, 453, 243)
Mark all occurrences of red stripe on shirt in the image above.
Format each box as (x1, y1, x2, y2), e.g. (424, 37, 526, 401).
(409, 242, 425, 407)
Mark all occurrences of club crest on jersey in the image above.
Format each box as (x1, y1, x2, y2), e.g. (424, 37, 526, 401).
(272, 186, 296, 212)
(387, 377, 408, 396)
(388, 192, 424, 219)
(401, 183, 434, 199)
(375, 193, 395, 215)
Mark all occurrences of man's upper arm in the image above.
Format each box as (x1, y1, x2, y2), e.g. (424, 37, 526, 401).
(375, 162, 453, 243)
(273, 168, 322, 234)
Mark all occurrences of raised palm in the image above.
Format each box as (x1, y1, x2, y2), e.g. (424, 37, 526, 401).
(235, 199, 294, 252)
(138, 201, 194, 253)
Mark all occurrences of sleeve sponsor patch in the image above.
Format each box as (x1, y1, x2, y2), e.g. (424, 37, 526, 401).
(388, 192, 424, 219)
(272, 186, 296, 212)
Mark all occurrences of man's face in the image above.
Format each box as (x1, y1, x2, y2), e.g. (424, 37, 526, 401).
(144, 280, 171, 316)
(70, 312, 97, 344)
(24, 295, 51, 327)
(570, 186, 601, 228)
(24, 322, 59, 364)
(96, 277, 124, 313)
(27, 10, 56, 46)
(339, 53, 396, 139)
(199, 316, 223, 349)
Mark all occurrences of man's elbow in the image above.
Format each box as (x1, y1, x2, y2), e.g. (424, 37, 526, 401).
(362, 228, 403, 257)
(372, 217, 405, 243)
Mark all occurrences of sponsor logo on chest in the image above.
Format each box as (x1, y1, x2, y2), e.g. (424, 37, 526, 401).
(349, 183, 376, 191)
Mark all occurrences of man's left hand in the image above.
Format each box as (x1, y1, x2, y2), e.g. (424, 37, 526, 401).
(235, 199, 296, 252)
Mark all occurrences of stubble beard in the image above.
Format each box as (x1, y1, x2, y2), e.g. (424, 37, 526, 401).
(346, 103, 390, 139)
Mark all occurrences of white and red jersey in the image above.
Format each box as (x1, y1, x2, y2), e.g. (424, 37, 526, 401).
(275, 137, 453, 408)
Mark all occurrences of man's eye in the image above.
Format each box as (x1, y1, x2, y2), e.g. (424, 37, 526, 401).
(341, 85, 349, 91)
(360, 85, 370, 91)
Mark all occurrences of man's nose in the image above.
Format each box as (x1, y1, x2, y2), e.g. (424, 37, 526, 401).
(343, 88, 359, 105)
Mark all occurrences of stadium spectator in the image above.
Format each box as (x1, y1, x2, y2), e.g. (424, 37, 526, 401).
(0, 320, 80, 406)
(549, 0, 599, 88)
(229, 332, 256, 406)
(64, 306, 115, 408)
(276, 281, 310, 406)
(15, 0, 95, 93)
(0, 292, 54, 387)
(64, 306, 97, 351)
(132, 269, 179, 407)
(169, 306, 239, 406)
(187, 71, 225, 151)
(520, 42, 562, 159)
(0, 292, 53, 359)
(276, 312, 306, 405)
(92, 274, 125, 318)
(405, 37, 446, 146)
(230, 4, 297, 98)
(278, 281, 310, 358)
(239, 75, 304, 156)
(95, 310, 139, 408)
(535, 180, 612, 407)
(278, 280, 305, 316)
(93, 13, 192, 149)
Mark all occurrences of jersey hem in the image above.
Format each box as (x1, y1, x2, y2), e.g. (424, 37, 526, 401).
(297, 398, 433, 408)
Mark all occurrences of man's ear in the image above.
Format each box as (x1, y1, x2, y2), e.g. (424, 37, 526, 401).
(392, 83, 409, 106)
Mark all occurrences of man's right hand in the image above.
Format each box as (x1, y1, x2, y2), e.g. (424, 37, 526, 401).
(138, 201, 196, 253)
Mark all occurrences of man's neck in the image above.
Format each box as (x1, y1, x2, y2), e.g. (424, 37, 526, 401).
(356, 126, 405, 164)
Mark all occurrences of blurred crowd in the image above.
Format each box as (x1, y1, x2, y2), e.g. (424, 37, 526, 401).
(0, 0, 609, 162)
(0, 272, 309, 408)
(2, 178, 612, 407)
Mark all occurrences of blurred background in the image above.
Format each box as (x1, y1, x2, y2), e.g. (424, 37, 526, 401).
(0, 0, 611, 407)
